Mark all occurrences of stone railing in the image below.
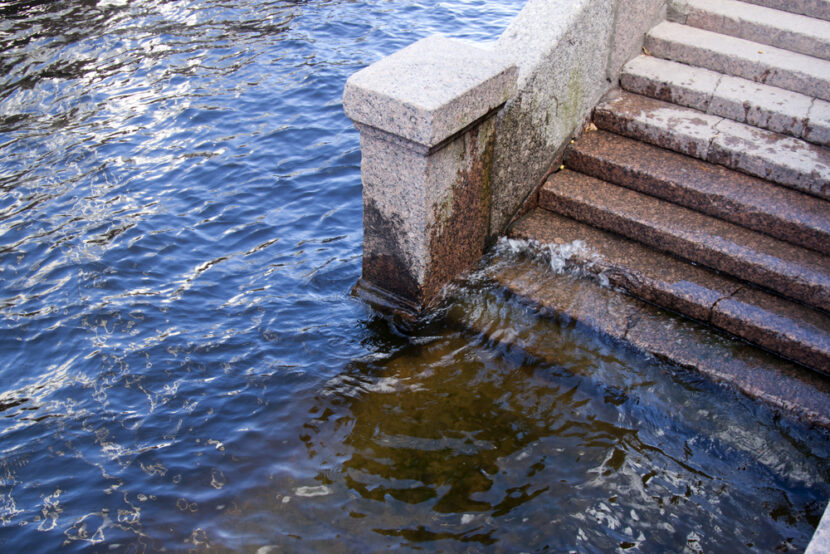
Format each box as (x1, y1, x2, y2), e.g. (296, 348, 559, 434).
(344, 0, 667, 313)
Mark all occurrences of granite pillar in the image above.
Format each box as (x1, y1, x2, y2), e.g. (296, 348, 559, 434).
(343, 35, 517, 312)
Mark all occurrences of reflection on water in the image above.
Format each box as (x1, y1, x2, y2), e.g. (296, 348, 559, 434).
(0, 0, 828, 551)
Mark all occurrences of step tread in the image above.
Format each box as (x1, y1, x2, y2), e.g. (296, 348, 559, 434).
(621, 55, 830, 147)
(593, 90, 830, 199)
(673, 0, 830, 61)
(509, 208, 830, 373)
(645, 20, 830, 101)
(565, 129, 830, 254)
(490, 237, 830, 428)
(740, 0, 830, 22)
(538, 169, 830, 311)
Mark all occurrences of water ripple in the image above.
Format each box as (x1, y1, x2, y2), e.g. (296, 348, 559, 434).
(1, 0, 828, 551)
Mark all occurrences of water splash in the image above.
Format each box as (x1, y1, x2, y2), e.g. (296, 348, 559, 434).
(492, 236, 611, 287)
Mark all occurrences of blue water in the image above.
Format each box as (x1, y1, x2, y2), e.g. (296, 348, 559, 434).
(0, 0, 828, 551)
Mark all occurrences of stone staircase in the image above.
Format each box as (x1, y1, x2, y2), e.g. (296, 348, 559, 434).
(502, 0, 830, 418)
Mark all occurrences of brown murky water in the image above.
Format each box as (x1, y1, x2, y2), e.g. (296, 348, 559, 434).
(204, 252, 830, 552)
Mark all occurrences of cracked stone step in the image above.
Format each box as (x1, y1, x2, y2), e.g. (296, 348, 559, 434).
(488, 246, 830, 428)
(509, 208, 830, 374)
(537, 169, 830, 312)
(593, 90, 830, 200)
(644, 21, 830, 101)
(565, 129, 830, 254)
(669, 0, 830, 61)
(739, 0, 830, 22)
(621, 55, 830, 147)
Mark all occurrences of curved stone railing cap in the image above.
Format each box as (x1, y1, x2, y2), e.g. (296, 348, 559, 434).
(343, 34, 517, 149)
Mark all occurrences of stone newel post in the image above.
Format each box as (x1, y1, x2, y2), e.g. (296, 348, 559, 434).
(343, 35, 517, 312)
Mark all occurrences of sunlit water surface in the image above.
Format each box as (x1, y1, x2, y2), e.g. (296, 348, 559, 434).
(0, 0, 828, 551)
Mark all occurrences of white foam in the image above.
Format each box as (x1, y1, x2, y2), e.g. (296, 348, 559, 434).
(295, 485, 331, 498)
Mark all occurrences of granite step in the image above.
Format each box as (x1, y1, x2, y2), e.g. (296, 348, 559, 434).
(508, 208, 830, 374)
(565, 129, 830, 254)
(644, 21, 830, 102)
(669, 0, 830, 61)
(739, 0, 830, 22)
(593, 90, 830, 200)
(621, 55, 830, 147)
(488, 239, 830, 428)
(538, 169, 830, 312)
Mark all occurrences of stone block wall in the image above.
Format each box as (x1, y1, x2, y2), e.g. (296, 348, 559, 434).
(343, 0, 667, 312)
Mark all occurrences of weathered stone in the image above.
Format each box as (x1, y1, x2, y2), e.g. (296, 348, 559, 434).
(510, 209, 741, 323)
(711, 288, 830, 374)
(683, 0, 830, 61)
(594, 90, 723, 159)
(594, 91, 830, 199)
(621, 55, 721, 113)
(622, 55, 830, 147)
(356, 116, 500, 310)
(344, 35, 516, 310)
(740, 0, 830, 23)
(490, 0, 619, 238)
(490, 246, 830, 429)
(646, 21, 830, 101)
(806, 98, 830, 147)
(538, 169, 830, 311)
(343, 35, 517, 149)
(566, 130, 830, 254)
(709, 74, 812, 138)
(608, 0, 667, 79)
(710, 118, 830, 199)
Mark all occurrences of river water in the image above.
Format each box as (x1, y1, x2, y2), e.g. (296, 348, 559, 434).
(0, 0, 828, 551)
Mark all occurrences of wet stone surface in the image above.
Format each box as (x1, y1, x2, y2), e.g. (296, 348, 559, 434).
(566, 129, 830, 255)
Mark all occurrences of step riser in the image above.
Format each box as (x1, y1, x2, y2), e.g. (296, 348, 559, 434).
(495, 256, 830, 428)
(511, 209, 830, 374)
(645, 22, 830, 102)
(711, 299, 830, 374)
(538, 179, 830, 312)
(670, 0, 830, 61)
(565, 132, 830, 255)
(621, 56, 830, 148)
(593, 91, 830, 201)
(740, 0, 830, 22)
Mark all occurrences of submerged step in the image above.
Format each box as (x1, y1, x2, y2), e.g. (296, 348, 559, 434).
(645, 21, 830, 102)
(537, 169, 830, 312)
(621, 55, 830, 147)
(565, 130, 830, 254)
(509, 209, 830, 374)
(593, 90, 830, 200)
(488, 245, 830, 428)
(670, 0, 830, 61)
(740, 0, 830, 22)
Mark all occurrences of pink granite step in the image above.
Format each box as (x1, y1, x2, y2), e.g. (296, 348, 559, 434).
(488, 244, 830, 428)
(593, 90, 830, 200)
(669, 0, 830, 61)
(740, 0, 830, 22)
(620, 56, 830, 147)
(538, 169, 830, 312)
(645, 21, 830, 101)
(509, 208, 830, 374)
(565, 130, 830, 254)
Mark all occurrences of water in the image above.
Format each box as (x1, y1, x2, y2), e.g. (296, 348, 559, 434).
(0, 0, 827, 551)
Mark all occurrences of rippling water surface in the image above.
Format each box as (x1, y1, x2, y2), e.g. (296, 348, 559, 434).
(0, 0, 828, 551)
